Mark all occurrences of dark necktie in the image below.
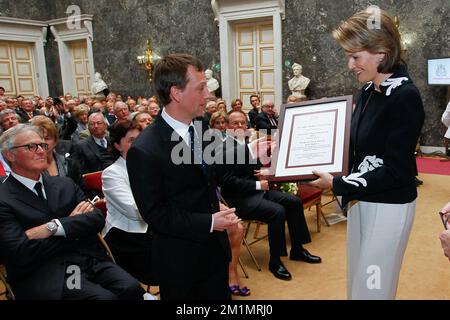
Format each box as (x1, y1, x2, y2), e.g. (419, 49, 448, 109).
(34, 182, 46, 201)
(188, 125, 206, 174)
(269, 116, 277, 127)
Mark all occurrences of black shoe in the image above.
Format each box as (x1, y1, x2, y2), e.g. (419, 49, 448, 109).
(268, 262, 292, 281)
(414, 177, 423, 187)
(290, 249, 322, 264)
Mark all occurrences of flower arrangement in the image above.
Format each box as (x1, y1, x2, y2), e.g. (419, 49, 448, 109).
(279, 182, 298, 195)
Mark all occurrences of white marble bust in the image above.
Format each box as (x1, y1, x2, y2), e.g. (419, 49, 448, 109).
(288, 63, 310, 99)
(91, 72, 108, 95)
(205, 69, 219, 96)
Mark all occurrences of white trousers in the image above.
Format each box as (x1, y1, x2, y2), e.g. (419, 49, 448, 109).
(347, 200, 416, 300)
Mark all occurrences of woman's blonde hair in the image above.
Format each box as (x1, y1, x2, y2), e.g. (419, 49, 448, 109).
(31, 115, 58, 142)
(332, 8, 404, 73)
(209, 111, 228, 128)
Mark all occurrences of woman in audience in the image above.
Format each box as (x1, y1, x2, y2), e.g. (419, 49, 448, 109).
(217, 100, 227, 113)
(101, 120, 153, 284)
(209, 111, 227, 140)
(230, 98, 243, 112)
(311, 8, 424, 299)
(71, 104, 89, 143)
(31, 115, 69, 177)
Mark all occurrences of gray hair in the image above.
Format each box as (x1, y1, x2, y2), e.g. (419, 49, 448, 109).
(0, 108, 18, 123)
(88, 111, 107, 124)
(0, 124, 40, 154)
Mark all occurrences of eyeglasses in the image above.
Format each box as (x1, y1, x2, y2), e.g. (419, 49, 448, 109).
(10, 143, 49, 152)
(439, 211, 449, 230)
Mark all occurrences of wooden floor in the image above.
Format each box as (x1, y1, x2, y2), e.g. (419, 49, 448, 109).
(1, 172, 449, 300)
(234, 172, 450, 300)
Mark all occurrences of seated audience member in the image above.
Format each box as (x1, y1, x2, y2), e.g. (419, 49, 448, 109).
(218, 111, 321, 281)
(16, 98, 39, 123)
(217, 100, 227, 113)
(0, 124, 145, 300)
(131, 111, 152, 131)
(439, 201, 450, 260)
(31, 116, 70, 177)
(71, 104, 89, 143)
(248, 95, 261, 129)
(204, 100, 218, 124)
(148, 102, 160, 120)
(210, 111, 228, 140)
(127, 99, 137, 112)
(224, 211, 249, 296)
(0, 108, 19, 134)
(69, 112, 115, 194)
(102, 121, 153, 284)
(105, 101, 117, 126)
(0, 100, 7, 112)
(255, 100, 278, 135)
(230, 98, 243, 112)
(114, 101, 130, 124)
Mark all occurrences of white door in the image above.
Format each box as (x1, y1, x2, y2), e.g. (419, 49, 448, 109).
(0, 41, 37, 97)
(69, 40, 91, 96)
(235, 20, 275, 112)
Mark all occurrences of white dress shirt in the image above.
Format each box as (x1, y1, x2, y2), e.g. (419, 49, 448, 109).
(101, 157, 148, 236)
(161, 108, 214, 232)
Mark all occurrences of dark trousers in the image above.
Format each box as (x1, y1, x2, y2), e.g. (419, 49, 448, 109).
(61, 256, 145, 300)
(159, 259, 231, 300)
(104, 227, 153, 285)
(243, 190, 311, 264)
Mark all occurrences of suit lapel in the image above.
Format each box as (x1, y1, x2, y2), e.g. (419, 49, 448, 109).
(87, 136, 101, 160)
(157, 117, 208, 179)
(7, 176, 50, 214)
(42, 175, 61, 218)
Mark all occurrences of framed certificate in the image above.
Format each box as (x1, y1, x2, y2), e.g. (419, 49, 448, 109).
(269, 95, 353, 182)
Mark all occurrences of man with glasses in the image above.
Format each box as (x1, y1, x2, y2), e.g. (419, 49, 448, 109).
(0, 124, 145, 299)
(255, 100, 278, 135)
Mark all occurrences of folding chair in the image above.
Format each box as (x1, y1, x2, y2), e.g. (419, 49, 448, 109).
(0, 263, 15, 300)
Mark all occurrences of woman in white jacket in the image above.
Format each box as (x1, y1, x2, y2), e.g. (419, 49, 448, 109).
(102, 120, 153, 284)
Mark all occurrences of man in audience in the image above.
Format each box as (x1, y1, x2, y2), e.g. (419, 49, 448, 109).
(0, 109, 19, 134)
(203, 100, 218, 124)
(255, 100, 278, 135)
(69, 112, 115, 195)
(114, 101, 130, 124)
(148, 102, 160, 119)
(0, 100, 6, 112)
(218, 110, 321, 281)
(0, 124, 145, 299)
(248, 95, 261, 129)
(16, 98, 39, 123)
(127, 53, 242, 300)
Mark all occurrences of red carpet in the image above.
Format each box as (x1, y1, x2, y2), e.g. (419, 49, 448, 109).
(416, 157, 450, 175)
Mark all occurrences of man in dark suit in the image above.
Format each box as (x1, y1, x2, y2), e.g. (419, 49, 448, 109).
(218, 111, 321, 281)
(0, 124, 144, 300)
(248, 95, 261, 129)
(255, 100, 278, 135)
(15, 98, 39, 123)
(69, 112, 115, 194)
(127, 54, 241, 300)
